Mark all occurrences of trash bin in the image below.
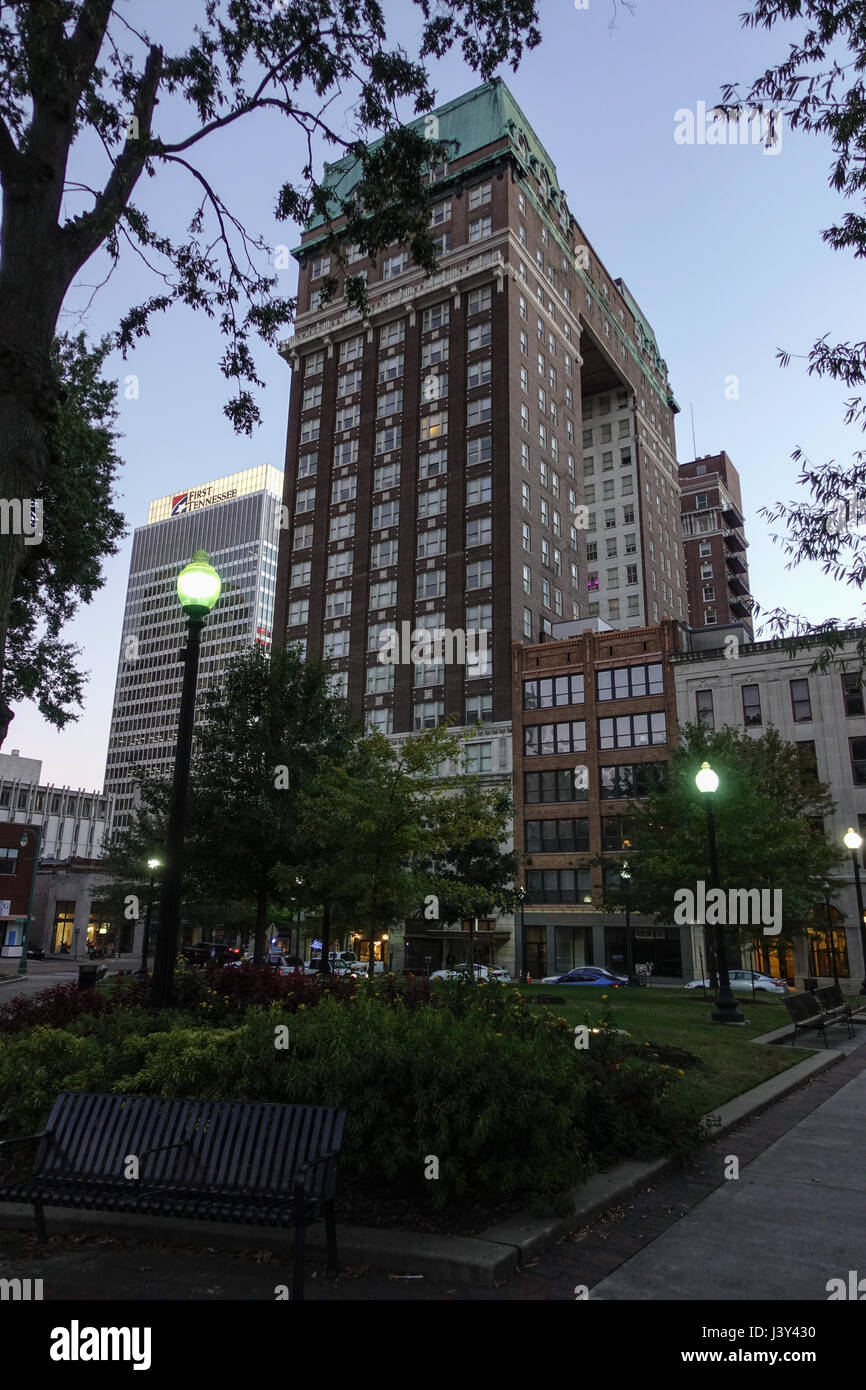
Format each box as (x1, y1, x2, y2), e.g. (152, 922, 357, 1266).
(804, 977, 818, 993)
(78, 963, 99, 990)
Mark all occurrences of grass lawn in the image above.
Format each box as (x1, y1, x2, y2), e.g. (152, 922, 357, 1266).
(520, 983, 815, 1116)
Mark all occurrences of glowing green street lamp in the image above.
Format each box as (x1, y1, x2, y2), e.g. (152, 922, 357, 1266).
(150, 551, 221, 1008)
(695, 761, 744, 1024)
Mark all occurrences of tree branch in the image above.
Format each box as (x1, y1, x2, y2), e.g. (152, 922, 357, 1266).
(60, 42, 163, 277)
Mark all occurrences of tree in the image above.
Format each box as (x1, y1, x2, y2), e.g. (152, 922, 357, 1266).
(421, 780, 517, 926)
(719, 3, 866, 653)
(0, 0, 542, 744)
(294, 724, 515, 977)
(601, 725, 844, 973)
(184, 643, 355, 964)
(3, 332, 125, 733)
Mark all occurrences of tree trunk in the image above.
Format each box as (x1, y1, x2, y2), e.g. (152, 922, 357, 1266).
(0, 176, 74, 740)
(253, 886, 268, 965)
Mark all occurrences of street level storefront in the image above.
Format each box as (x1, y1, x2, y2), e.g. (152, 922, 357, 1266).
(522, 909, 691, 981)
(32, 859, 118, 957)
(404, 917, 514, 974)
(0, 822, 40, 959)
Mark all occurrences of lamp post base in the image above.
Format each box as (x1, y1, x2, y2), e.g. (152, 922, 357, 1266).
(711, 991, 746, 1024)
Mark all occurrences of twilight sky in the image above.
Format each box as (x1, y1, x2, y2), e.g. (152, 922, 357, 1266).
(15, 0, 859, 788)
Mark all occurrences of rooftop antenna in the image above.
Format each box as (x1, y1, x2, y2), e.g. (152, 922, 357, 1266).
(690, 403, 698, 460)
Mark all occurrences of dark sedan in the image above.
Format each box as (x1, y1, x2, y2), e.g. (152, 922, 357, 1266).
(540, 966, 629, 987)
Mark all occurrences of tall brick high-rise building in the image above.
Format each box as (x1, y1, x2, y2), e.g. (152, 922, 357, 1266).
(273, 79, 687, 738)
(678, 452, 753, 638)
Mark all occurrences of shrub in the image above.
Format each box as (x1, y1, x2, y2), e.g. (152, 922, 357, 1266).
(0, 992, 708, 1214)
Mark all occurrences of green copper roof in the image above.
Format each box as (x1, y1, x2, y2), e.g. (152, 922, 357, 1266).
(305, 77, 567, 232)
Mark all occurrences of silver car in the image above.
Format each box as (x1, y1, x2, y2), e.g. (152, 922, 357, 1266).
(685, 969, 789, 995)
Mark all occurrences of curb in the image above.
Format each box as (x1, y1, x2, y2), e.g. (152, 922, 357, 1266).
(0, 1049, 841, 1287)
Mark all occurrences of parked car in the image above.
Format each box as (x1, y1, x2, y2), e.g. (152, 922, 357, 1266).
(540, 966, 629, 987)
(429, 963, 507, 983)
(685, 969, 789, 995)
(182, 942, 242, 966)
(26, 944, 45, 960)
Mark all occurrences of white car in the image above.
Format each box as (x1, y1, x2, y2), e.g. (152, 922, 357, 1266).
(685, 969, 789, 995)
(429, 963, 508, 983)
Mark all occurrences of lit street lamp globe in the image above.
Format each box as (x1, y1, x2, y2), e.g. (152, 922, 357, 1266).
(844, 827, 863, 853)
(177, 549, 221, 617)
(695, 761, 719, 795)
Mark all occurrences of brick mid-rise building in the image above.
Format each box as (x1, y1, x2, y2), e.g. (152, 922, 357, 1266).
(274, 78, 688, 738)
(512, 619, 689, 980)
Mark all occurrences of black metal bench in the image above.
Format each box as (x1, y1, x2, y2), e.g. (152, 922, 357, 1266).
(815, 983, 866, 1025)
(783, 991, 854, 1046)
(0, 1092, 345, 1300)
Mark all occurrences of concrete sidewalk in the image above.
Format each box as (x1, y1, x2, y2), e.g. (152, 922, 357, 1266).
(590, 1058, 866, 1301)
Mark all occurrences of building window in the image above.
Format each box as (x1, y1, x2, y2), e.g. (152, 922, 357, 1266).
(365, 664, 394, 694)
(373, 460, 401, 491)
(469, 216, 492, 243)
(467, 436, 492, 466)
(416, 568, 446, 599)
(696, 689, 715, 729)
(466, 693, 493, 724)
(324, 590, 351, 620)
(598, 713, 667, 750)
(465, 741, 493, 774)
(524, 769, 588, 805)
(468, 181, 492, 208)
(369, 579, 397, 609)
(600, 763, 666, 800)
(372, 499, 399, 528)
(467, 286, 492, 315)
(367, 708, 394, 735)
(422, 302, 450, 332)
(524, 721, 587, 756)
(851, 738, 866, 785)
(382, 251, 410, 280)
(843, 672, 865, 717)
(466, 516, 492, 548)
(417, 487, 446, 518)
(523, 675, 585, 709)
(525, 818, 590, 854)
(417, 528, 446, 558)
(466, 559, 492, 590)
(790, 678, 812, 722)
(369, 539, 397, 569)
(742, 684, 762, 727)
(0, 847, 19, 874)
(467, 396, 492, 427)
(596, 664, 664, 700)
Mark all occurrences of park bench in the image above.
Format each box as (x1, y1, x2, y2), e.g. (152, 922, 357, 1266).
(814, 983, 866, 1025)
(0, 1092, 345, 1300)
(783, 991, 854, 1046)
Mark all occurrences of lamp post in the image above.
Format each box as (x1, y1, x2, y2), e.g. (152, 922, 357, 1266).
(16, 826, 42, 977)
(516, 883, 526, 982)
(150, 550, 221, 1008)
(695, 761, 744, 1024)
(843, 828, 866, 995)
(620, 840, 634, 985)
(138, 858, 160, 977)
